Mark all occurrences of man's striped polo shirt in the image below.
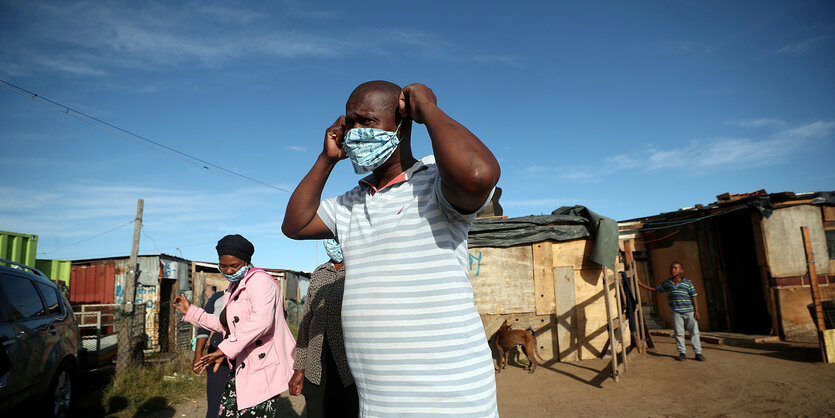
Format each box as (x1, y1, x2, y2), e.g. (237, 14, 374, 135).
(317, 155, 498, 417)
(656, 277, 697, 313)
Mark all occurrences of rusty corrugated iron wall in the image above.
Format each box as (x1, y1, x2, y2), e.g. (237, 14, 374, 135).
(70, 264, 116, 304)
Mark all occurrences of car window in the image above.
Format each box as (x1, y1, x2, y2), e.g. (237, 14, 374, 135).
(0, 273, 46, 320)
(0, 282, 11, 323)
(36, 282, 62, 315)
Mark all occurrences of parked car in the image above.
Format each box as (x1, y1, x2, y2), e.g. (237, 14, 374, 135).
(0, 259, 80, 417)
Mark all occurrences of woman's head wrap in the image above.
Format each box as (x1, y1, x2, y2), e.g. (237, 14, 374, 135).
(216, 234, 255, 263)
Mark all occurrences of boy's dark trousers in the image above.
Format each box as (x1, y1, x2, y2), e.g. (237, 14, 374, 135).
(301, 336, 359, 418)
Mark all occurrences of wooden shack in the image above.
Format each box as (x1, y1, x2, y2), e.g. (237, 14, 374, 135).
(619, 191, 834, 342)
(468, 208, 626, 362)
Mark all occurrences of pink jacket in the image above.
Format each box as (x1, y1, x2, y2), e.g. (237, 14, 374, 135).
(183, 268, 296, 410)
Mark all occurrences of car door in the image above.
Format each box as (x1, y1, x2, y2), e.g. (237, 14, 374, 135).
(34, 281, 65, 378)
(0, 271, 49, 405)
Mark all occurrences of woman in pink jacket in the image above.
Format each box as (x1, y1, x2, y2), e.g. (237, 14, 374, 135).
(174, 234, 296, 417)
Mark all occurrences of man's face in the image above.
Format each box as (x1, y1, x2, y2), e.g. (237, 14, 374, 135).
(345, 89, 398, 132)
(670, 263, 684, 278)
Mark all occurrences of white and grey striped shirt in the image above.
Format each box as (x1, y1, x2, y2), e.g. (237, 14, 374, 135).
(317, 155, 498, 417)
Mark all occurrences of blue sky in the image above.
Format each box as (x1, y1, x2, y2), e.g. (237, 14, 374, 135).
(1, 1, 833, 272)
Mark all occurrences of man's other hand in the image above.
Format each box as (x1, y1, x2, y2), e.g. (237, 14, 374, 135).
(398, 83, 437, 124)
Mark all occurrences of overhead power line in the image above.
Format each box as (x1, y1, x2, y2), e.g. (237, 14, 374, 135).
(0, 79, 290, 193)
(141, 224, 162, 254)
(38, 220, 134, 255)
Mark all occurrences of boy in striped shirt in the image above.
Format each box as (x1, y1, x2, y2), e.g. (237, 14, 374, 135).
(638, 261, 706, 361)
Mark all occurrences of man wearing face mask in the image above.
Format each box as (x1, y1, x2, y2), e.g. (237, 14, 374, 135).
(282, 81, 501, 417)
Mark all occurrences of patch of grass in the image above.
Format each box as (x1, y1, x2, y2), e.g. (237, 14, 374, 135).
(102, 351, 206, 417)
(288, 324, 299, 339)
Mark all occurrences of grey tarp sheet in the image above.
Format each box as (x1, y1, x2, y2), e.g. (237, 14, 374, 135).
(468, 214, 590, 248)
(552, 205, 619, 269)
(467, 206, 620, 268)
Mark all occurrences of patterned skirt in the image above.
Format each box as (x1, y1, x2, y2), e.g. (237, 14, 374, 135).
(218, 374, 281, 417)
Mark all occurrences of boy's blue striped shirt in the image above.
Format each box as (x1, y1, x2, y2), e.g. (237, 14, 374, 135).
(656, 278, 697, 313)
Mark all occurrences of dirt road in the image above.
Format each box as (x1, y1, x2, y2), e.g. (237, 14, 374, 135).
(166, 336, 835, 417)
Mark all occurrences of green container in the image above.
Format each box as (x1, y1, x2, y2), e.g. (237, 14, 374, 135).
(36, 259, 72, 287)
(0, 230, 38, 267)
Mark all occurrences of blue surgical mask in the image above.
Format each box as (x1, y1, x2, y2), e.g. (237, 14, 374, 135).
(323, 239, 343, 263)
(343, 121, 403, 174)
(218, 265, 249, 283)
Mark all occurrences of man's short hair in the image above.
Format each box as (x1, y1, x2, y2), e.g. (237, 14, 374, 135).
(671, 261, 684, 269)
(351, 80, 402, 115)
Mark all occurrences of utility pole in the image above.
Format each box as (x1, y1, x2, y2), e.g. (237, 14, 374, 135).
(125, 199, 143, 314)
(117, 198, 143, 377)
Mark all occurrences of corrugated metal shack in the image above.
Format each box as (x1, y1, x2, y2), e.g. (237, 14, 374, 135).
(468, 205, 625, 362)
(619, 190, 834, 342)
(71, 254, 192, 352)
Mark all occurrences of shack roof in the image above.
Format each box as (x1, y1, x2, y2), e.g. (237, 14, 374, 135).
(618, 190, 835, 235)
(192, 260, 309, 276)
(71, 253, 191, 264)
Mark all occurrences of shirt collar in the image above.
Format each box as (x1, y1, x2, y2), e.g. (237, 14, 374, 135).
(359, 155, 434, 194)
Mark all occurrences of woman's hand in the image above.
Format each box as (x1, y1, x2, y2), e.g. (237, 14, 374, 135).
(288, 369, 305, 395)
(173, 294, 192, 315)
(191, 356, 204, 374)
(194, 349, 227, 374)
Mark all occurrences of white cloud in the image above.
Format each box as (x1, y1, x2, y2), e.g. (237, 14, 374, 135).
(535, 121, 835, 182)
(192, 3, 268, 23)
(282, 0, 340, 20)
(522, 165, 551, 175)
(726, 118, 785, 128)
(501, 198, 584, 208)
(0, 2, 457, 78)
(287, 145, 307, 152)
(776, 120, 835, 139)
(776, 35, 832, 56)
(0, 182, 276, 236)
(32, 55, 108, 77)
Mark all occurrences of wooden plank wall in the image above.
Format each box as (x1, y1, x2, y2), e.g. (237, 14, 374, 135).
(762, 206, 831, 277)
(471, 238, 626, 363)
(469, 246, 536, 314)
(554, 266, 576, 361)
(762, 206, 833, 341)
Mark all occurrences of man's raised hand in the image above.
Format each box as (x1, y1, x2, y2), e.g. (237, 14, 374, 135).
(398, 83, 437, 124)
(322, 115, 348, 163)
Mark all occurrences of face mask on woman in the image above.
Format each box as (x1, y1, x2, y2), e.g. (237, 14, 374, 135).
(323, 239, 343, 263)
(219, 265, 249, 283)
(342, 121, 403, 174)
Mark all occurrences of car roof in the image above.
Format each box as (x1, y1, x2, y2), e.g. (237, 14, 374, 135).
(0, 259, 57, 288)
